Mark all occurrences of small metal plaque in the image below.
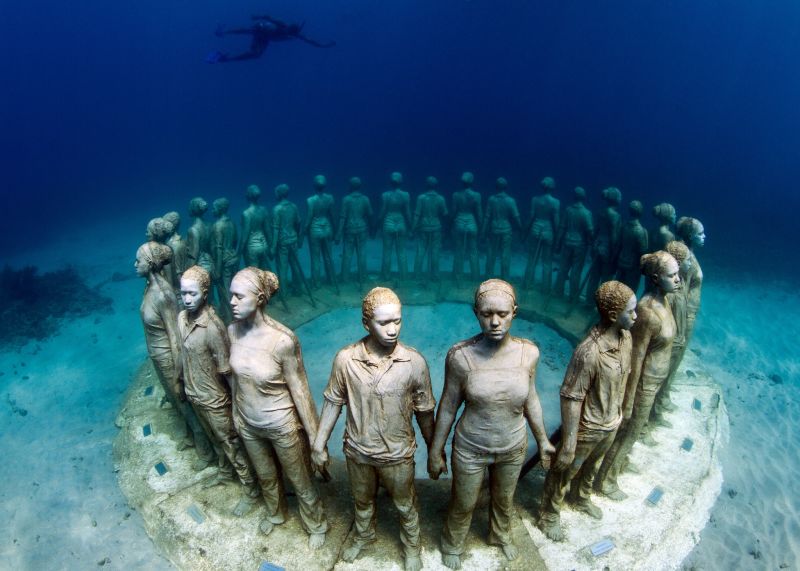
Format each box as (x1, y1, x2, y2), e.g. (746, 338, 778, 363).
(590, 538, 615, 556)
(259, 563, 285, 571)
(681, 438, 694, 452)
(692, 398, 702, 411)
(154, 461, 168, 476)
(186, 504, 205, 524)
(142, 424, 152, 437)
(646, 487, 664, 505)
(143, 385, 154, 396)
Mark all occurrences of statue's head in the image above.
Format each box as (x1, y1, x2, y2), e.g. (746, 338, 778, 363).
(180, 265, 211, 312)
(246, 184, 262, 202)
(145, 217, 174, 243)
(313, 174, 327, 190)
(212, 198, 230, 217)
(162, 211, 180, 233)
(665, 240, 692, 276)
(495, 177, 508, 191)
(349, 176, 362, 191)
(573, 186, 586, 201)
(274, 183, 290, 200)
(676, 217, 705, 248)
(473, 279, 518, 343)
(461, 171, 474, 186)
(135, 241, 173, 277)
(640, 251, 680, 294)
(390, 172, 403, 187)
(189, 197, 208, 217)
(426, 176, 438, 190)
(602, 186, 622, 205)
(540, 177, 555, 192)
(628, 200, 643, 218)
(653, 203, 677, 225)
(362, 287, 402, 349)
(595, 280, 636, 329)
(230, 267, 280, 321)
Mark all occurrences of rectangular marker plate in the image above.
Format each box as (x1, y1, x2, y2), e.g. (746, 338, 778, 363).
(143, 385, 154, 396)
(590, 539, 615, 556)
(681, 438, 694, 452)
(142, 424, 152, 437)
(154, 461, 168, 476)
(646, 487, 664, 505)
(692, 398, 702, 411)
(186, 504, 205, 524)
(259, 563, 285, 571)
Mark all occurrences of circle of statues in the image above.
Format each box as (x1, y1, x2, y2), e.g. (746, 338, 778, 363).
(137, 173, 705, 569)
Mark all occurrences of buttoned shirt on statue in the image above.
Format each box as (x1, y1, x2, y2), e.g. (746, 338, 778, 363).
(323, 338, 435, 465)
(177, 306, 232, 410)
(560, 326, 632, 432)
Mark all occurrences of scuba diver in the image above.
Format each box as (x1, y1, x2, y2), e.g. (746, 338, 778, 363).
(207, 15, 335, 63)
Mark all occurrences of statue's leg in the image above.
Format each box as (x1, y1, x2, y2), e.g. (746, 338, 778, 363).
(321, 238, 335, 285)
(344, 457, 380, 558)
(431, 230, 442, 279)
(523, 238, 538, 288)
(396, 230, 408, 280)
(379, 458, 421, 561)
(356, 231, 368, 284)
(567, 428, 616, 516)
(341, 234, 353, 282)
(541, 239, 553, 293)
(414, 233, 425, 276)
(235, 420, 289, 528)
(570, 246, 587, 303)
(485, 235, 497, 277)
(554, 245, 571, 297)
(381, 231, 393, 279)
(486, 444, 525, 552)
(467, 230, 479, 281)
(499, 232, 511, 280)
(452, 229, 464, 279)
(441, 446, 485, 559)
(309, 235, 322, 288)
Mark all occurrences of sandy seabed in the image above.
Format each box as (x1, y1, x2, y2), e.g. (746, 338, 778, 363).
(0, 224, 797, 570)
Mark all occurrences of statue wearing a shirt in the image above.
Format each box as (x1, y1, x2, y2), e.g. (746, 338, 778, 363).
(537, 280, 636, 542)
(312, 287, 436, 571)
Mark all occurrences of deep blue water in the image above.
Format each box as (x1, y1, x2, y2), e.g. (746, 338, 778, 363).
(2, 1, 799, 273)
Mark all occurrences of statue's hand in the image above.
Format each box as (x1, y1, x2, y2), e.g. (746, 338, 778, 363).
(311, 447, 329, 474)
(427, 451, 447, 480)
(553, 445, 575, 472)
(539, 440, 557, 470)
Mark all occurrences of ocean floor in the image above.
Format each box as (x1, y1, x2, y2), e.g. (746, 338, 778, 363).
(0, 226, 797, 570)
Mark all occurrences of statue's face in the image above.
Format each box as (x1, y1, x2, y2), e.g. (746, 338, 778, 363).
(180, 278, 206, 312)
(615, 295, 638, 330)
(230, 277, 261, 321)
(679, 258, 693, 276)
(134, 251, 150, 277)
(363, 304, 402, 349)
(474, 294, 517, 342)
(657, 258, 681, 293)
(693, 226, 706, 248)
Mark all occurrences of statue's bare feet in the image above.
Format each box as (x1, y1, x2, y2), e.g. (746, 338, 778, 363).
(572, 499, 603, 520)
(202, 473, 230, 489)
(259, 518, 274, 536)
(308, 532, 326, 550)
(442, 554, 461, 569)
(405, 554, 422, 571)
(597, 483, 627, 502)
(341, 543, 363, 563)
(501, 543, 518, 560)
(232, 494, 258, 517)
(537, 519, 565, 542)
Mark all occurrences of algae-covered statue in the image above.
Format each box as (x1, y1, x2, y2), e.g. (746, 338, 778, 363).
(211, 198, 238, 322)
(412, 176, 448, 280)
(537, 281, 636, 541)
(428, 279, 556, 569)
(616, 200, 649, 293)
(337, 176, 373, 284)
(483, 177, 522, 280)
(135, 241, 214, 468)
(177, 266, 260, 515)
(271, 184, 304, 294)
(650, 203, 676, 252)
(303, 175, 337, 288)
(187, 197, 214, 276)
(312, 287, 436, 571)
(145, 217, 177, 288)
(228, 267, 328, 547)
(676, 216, 705, 341)
(378, 172, 412, 281)
(239, 184, 273, 271)
(553, 187, 593, 302)
(163, 211, 188, 288)
(584, 187, 622, 298)
(451, 171, 483, 282)
(524, 176, 560, 292)
(595, 251, 679, 500)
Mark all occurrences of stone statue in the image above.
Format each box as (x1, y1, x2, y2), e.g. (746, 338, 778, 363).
(616, 200, 649, 294)
(428, 279, 556, 569)
(211, 198, 238, 322)
(239, 184, 273, 271)
(135, 241, 214, 469)
(651, 241, 692, 427)
(594, 251, 679, 500)
(537, 281, 636, 541)
(145, 217, 177, 288)
(451, 172, 483, 282)
(271, 184, 304, 294)
(336, 176, 373, 284)
(228, 267, 328, 547)
(378, 172, 412, 281)
(650, 203, 676, 252)
(311, 287, 435, 571)
(482, 177, 522, 280)
(186, 197, 214, 276)
(584, 187, 622, 299)
(163, 211, 188, 289)
(412, 176, 448, 280)
(553, 187, 593, 302)
(177, 266, 260, 515)
(523, 176, 560, 292)
(676, 216, 705, 341)
(302, 175, 337, 288)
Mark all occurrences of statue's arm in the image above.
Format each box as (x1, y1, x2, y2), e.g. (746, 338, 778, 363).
(523, 345, 554, 465)
(280, 335, 319, 439)
(623, 310, 653, 418)
(553, 397, 582, 471)
(429, 349, 466, 465)
(161, 298, 183, 390)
